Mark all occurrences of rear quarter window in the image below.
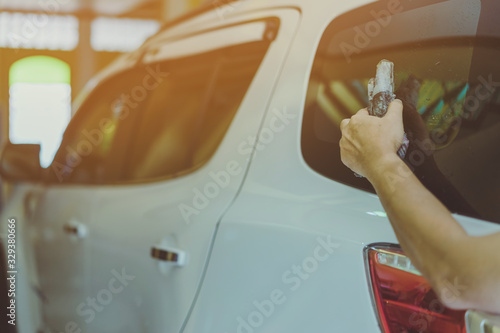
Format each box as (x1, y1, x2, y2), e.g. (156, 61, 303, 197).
(301, 0, 500, 223)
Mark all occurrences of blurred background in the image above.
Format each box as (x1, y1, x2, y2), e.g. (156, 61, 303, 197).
(0, 0, 208, 171)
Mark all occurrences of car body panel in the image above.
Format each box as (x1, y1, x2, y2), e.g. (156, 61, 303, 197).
(0, 184, 44, 333)
(2, 1, 500, 333)
(183, 0, 500, 331)
(29, 188, 95, 330)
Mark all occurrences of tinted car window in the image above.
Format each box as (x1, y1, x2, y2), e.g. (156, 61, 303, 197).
(49, 70, 144, 184)
(301, 0, 500, 223)
(125, 41, 268, 181)
(50, 40, 269, 184)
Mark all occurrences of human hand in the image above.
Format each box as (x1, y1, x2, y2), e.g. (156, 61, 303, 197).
(340, 100, 405, 179)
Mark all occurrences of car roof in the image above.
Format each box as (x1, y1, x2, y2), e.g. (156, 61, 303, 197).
(72, 0, 373, 111)
(147, 0, 373, 42)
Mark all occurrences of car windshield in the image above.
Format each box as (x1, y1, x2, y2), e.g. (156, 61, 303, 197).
(302, 0, 500, 223)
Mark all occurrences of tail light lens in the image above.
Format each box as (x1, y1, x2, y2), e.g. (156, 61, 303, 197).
(365, 244, 466, 333)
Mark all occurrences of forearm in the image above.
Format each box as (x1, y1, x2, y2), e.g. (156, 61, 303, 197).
(367, 156, 471, 305)
(340, 101, 500, 312)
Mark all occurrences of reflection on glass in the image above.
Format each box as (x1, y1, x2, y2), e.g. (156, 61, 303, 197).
(303, 36, 500, 223)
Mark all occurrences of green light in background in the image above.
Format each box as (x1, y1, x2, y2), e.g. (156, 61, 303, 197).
(9, 56, 72, 167)
(9, 56, 71, 86)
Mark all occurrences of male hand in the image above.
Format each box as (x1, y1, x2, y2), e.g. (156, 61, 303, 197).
(340, 100, 405, 179)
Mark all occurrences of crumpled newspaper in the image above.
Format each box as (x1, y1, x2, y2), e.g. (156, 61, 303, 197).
(355, 59, 409, 178)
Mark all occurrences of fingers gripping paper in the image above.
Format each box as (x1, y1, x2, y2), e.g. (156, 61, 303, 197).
(355, 60, 409, 178)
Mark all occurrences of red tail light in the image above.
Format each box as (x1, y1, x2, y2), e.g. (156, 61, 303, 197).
(365, 244, 466, 333)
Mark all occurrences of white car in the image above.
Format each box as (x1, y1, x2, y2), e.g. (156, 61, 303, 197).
(1, 0, 500, 332)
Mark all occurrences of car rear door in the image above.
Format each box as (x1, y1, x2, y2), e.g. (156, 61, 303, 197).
(84, 9, 300, 333)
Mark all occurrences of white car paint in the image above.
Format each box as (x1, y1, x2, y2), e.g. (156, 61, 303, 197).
(2, 0, 500, 333)
(83, 9, 300, 333)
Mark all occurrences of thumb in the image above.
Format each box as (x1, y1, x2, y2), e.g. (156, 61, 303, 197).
(384, 99, 403, 123)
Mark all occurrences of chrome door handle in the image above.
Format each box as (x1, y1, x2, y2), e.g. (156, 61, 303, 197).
(151, 246, 186, 266)
(63, 221, 87, 238)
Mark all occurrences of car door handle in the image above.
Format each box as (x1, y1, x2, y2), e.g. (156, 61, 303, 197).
(151, 246, 186, 266)
(24, 190, 41, 220)
(63, 221, 88, 238)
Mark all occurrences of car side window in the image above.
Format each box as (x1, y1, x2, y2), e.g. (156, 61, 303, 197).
(49, 69, 145, 184)
(123, 41, 269, 182)
(50, 34, 270, 185)
(301, 0, 500, 223)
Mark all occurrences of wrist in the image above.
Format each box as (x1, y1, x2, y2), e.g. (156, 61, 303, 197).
(365, 153, 406, 185)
